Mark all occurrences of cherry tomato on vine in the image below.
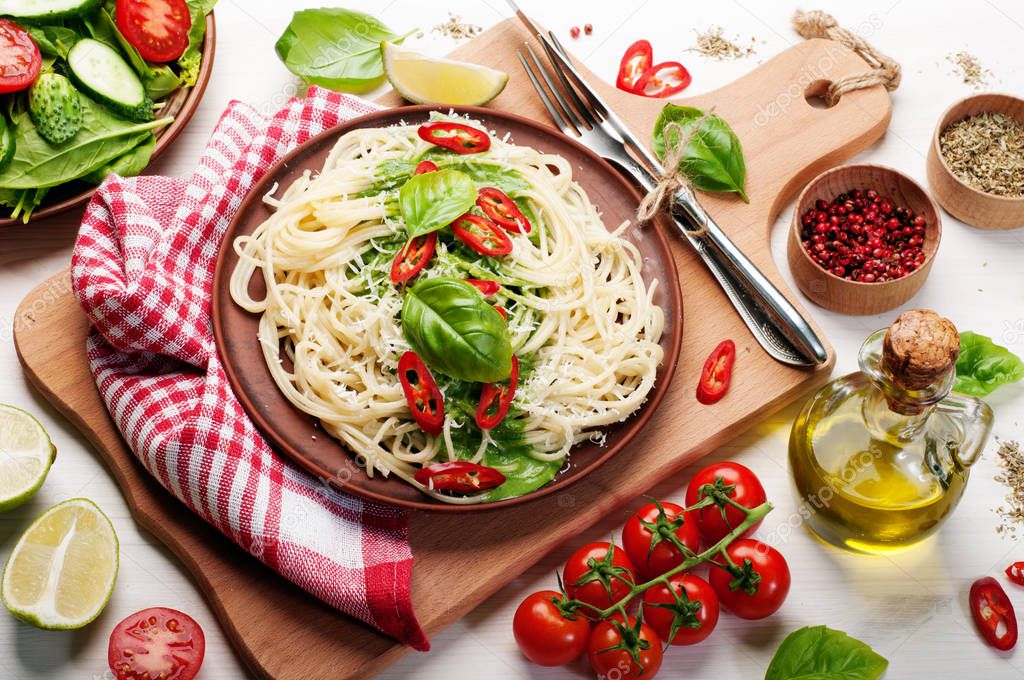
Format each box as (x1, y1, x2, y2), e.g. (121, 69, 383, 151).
(642, 573, 719, 645)
(108, 607, 205, 680)
(709, 538, 790, 620)
(587, 615, 662, 680)
(115, 0, 192, 63)
(970, 576, 1018, 650)
(685, 461, 766, 547)
(621, 500, 700, 579)
(513, 590, 590, 666)
(563, 541, 636, 616)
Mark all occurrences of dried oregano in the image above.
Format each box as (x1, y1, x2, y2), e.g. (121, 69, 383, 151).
(939, 112, 1024, 197)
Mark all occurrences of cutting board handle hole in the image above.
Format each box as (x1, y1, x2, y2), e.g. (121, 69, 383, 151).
(804, 80, 833, 109)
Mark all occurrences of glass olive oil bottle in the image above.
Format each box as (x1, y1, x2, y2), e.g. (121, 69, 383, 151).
(789, 310, 993, 553)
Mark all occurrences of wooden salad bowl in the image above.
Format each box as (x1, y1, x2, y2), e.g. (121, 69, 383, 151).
(0, 13, 216, 228)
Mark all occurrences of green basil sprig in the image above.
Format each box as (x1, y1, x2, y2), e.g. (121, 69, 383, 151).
(401, 278, 512, 383)
(652, 104, 749, 202)
(764, 626, 888, 680)
(399, 168, 477, 239)
(954, 331, 1024, 397)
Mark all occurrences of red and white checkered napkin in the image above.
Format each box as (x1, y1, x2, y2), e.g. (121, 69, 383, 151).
(70, 87, 429, 651)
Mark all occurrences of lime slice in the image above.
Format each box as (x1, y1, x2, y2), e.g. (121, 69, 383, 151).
(2, 498, 119, 629)
(382, 41, 509, 106)
(0, 404, 56, 512)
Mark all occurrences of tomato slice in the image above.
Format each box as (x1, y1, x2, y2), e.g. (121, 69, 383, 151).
(636, 61, 692, 98)
(969, 576, 1018, 650)
(414, 461, 506, 493)
(696, 339, 736, 405)
(108, 607, 205, 680)
(1007, 561, 1024, 586)
(397, 351, 445, 436)
(476, 187, 531, 234)
(476, 355, 518, 430)
(417, 122, 491, 154)
(390, 232, 436, 284)
(452, 214, 513, 256)
(0, 19, 41, 94)
(413, 160, 438, 175)
(616, 39, 653, 93)
(466, 278, 500, 296)
(116, 0, 192, 63)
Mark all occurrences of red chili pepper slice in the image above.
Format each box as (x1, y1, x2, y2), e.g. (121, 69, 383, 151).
(452, 214, 513, 256)
(970, 576, 1018, 650)
(616, 39, 653, 93)
(476, 187, 532, 234)
(414, 160, 439, 174)
(417, 122, 491, 154)
(397, 351, 444, 436)
(493, 305, 508, 320)
(476, 355, 519, 430)
(635, 61, 692, 98)
(390, 232, 437, 284)
(466, 278, 500, 296)
(696, 339, 735, 405)
(414, 461, 506, 493)
(1006, 562, 1024, 586)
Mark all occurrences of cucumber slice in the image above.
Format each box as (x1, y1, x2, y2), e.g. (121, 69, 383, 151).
(0, 0, 100, 21)
(67, 39, 152, 122)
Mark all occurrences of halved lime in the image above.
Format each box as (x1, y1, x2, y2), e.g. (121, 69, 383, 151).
(382, 41, 509, 106)
(0, 404, 56, 512)
(2, 498, 119, 629)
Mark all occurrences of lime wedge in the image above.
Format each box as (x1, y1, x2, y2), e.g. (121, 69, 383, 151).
(0, 404, 56, 512)
(382, 41, 509, 106)
(2, 498, 119, 629)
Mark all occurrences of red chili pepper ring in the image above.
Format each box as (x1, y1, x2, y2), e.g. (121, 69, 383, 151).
(397, 351, 445, 436)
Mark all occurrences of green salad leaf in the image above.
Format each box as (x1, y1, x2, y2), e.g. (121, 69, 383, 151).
(24, 25, 80, 60)
(765, 626, 888, 680)
(399, 168, 477, 238)
(178, 0, 216, 86)
(653, 104, 749, 202)
(82, 133, 156, 184)
(954, 331, 1024, 397)
(401, 277, 513, 383)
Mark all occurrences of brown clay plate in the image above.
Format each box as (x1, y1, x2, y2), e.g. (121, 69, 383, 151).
(212, 105, 683, 512)
(0, 13, 217, 227)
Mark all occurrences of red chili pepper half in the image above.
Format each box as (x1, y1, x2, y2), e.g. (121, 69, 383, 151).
(476, 356, 519, 430)
(414, 461, 506, 493)
(452, 214, 513, 256)
(397, 351, 445, 436)
(1006, 562, 1024, 586)
(390, 232, 437, 284)
(476, 187, 532, 234)
(417, 122, 491, 154)
(616, 39, 653, 93)
(635, 61, 692, 98)
(969, 576, 1018, 651)
(466, 278, 500, 296)
(414, 160, 439, 174)
(696, 339, 736, 405)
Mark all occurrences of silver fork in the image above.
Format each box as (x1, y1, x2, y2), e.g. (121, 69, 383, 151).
(512, 10, 828, 367)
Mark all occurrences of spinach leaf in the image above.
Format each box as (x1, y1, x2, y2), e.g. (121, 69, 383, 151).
(143, 66, 184, 100)
(178, 0, 216, 87)
(274, 8, 408, 92)
(82, 133, 156, 184)
(401, 277, 512, 383)
(764, 626, 888, 680)
(653, 104, 749, 202)
(954, 331, 1024, 397)
(0, 187, 49, 222)
(24, 26, 80, 60)
(398, 168, 476, 238)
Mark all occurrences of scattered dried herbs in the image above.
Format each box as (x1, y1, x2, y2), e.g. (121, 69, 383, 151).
(946, 51, 992, 89)
(432, 12, 481, 41)
(688, 26, 756, 61)
(995, 440, 1024, 540)
(940, 112, 1024, 197)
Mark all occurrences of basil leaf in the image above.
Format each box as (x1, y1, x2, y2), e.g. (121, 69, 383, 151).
(653, 103, 749, 202)
(401, 278, 512, 383)
(275, 8, 407, 92)
(399, 168, 477, 239)
(764, 626, 888, 680)
(954, 331, 1024, 397)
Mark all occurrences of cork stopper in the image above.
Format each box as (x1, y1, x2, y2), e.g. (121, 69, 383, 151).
(882, 309, 959, 390)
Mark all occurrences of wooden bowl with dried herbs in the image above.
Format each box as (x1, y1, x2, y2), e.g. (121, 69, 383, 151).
(927, 93, 1024, 230)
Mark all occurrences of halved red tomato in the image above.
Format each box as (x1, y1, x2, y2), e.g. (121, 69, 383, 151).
(116, 0, 192, 63)
(0, 19, 41, 94)
(108, 607, 205, 680)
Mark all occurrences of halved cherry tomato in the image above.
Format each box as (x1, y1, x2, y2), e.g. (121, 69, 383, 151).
(685, 461, 766, 546)
(397, 351, 444, 436)
(635, 61, 692, 98)
(0, 19, 41, 94)
(466, 278, 500, 295)
(476, 187, 531, 234)
(587, 615, 663, 680)
(115, 0, 192, 63)
(413, 461, 506, 493)
(709, 539, 790, 620)
(696, 339, 735, 405)
(390, 232, 436, 284)
(413, 160, 438, 174)
(616, 39, 653, 93)
(108, 607, 205, 680)
(513, 590, 590, 666)
(476, 355, 518, 430)
(642, 573, 719, 646)
(1006, 562, 1024, 586)
(417, 122, 491, 154)
(452, 214, 513, 256)
(621, 500, 700, 579)
(563, 542, 636, 615)
(970, 576, 1018, 650)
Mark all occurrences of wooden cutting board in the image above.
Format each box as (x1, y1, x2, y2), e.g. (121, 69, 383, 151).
(14, 19, 890, 679)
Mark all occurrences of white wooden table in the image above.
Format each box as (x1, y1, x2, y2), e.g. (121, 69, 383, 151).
(2, 1, 1024, 677)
